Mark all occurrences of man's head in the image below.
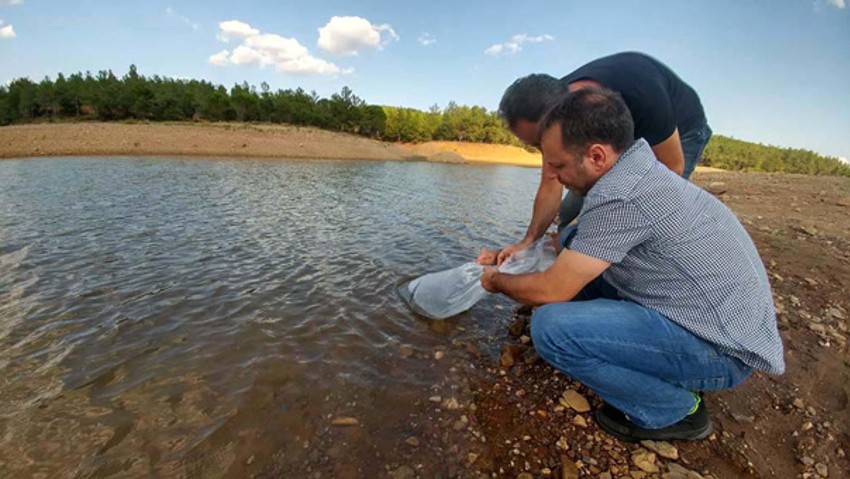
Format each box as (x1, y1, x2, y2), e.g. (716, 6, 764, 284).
(538, 88, 635, 196)
(498, 74, 567, 147)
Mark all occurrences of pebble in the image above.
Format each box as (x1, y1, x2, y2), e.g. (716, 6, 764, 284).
(434, 350, 445, 360)
(442, 397, 460, 410)
(809, 323, 826, 334)
(331, 417, 359, 426)
(517, 473, 533, 479)
(800, 455, 815, 466)
(404, 436, 420, 447)
(392, 465, 415, 479)
(815, 463, 828, 477)
(827, 307, 846, 320)
(706, 181, 727, 195)
(399, 346, 414, 358)
(572, 415, 588, 428)
(556, 436, 569, 450)
(467, 453, 479, 464)
(640, 440, 679, 460)
(631, 448, 659, 473)
(793, 398, 805, 409)
(560, 455, 579, 479)
(666, 462, 706, 479)
(561, 389, 591, 413)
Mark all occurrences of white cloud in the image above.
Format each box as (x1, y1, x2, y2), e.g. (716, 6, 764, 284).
(209, 20, 344, 75)
(417, 32, 436, 46)
(1, 0, 23, 5)
(826, 0, 846, 8)
(217, 20, 259, 42)
(317, 16, 398, 56)
(838, 156, 849, 165)
(484, 33, 554, 56)
(208, 49, 230, 65)
(0, 19, 15, 39)
(166, 7, 199, 31)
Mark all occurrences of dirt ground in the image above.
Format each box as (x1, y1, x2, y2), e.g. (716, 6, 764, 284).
(407, 171, 849, 479)
(0, 122, 416, 161)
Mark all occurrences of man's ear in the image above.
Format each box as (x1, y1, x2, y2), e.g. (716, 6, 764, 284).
(586, 143, 608, 171)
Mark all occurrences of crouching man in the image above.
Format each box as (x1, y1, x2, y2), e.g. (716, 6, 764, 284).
(480, 88, 784, 442)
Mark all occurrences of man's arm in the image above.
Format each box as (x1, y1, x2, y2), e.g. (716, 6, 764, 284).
(651, 128, 685, 176)
(483, 249, 611, 305)
(494, 171, 563, 264)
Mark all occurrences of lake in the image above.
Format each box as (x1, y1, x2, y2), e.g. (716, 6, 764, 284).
(0, 157, 539, 478)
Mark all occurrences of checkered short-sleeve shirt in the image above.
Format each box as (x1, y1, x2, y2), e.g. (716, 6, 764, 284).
(571, 139, 785, 374)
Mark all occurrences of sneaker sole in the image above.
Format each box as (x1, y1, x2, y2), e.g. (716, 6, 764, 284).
(595, 411, 714, 443)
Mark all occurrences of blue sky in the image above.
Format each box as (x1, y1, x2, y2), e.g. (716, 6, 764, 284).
(1, 0, 848, 160)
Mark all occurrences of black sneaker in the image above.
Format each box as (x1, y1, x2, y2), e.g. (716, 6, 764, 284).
(595, 396, 713, 443)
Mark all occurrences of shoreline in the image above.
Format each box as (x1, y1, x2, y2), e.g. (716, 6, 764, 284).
(1, 121, 730, 172)
(0, 122, 543, 167)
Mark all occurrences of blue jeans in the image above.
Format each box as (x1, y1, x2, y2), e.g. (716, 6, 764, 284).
(530, 275, 751, 429)
(557, 123, 713, 231)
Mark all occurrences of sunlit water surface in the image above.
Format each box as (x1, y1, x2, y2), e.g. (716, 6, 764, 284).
(0, 157, 539, 477)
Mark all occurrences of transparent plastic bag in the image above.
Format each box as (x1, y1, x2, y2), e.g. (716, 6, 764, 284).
(399, 238, 557, 319)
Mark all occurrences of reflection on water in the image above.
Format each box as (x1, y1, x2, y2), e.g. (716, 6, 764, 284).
(0, 157, 538, 477)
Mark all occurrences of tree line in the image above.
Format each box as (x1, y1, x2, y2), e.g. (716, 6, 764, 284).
(1, 65, 847, 176)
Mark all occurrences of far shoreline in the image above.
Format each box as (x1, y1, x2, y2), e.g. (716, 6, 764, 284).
(0, 122, 545, 167)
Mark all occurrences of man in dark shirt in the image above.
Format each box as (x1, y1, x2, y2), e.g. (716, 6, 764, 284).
(479, 52, 712, 265)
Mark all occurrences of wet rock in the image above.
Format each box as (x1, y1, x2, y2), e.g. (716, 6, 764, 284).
(815, 463, 828, 477)
(640, 440, 679, 460)
(331, 417, 359, 426)
(392, 465, 415, 479)
(560, 455, 579, 479)
(631, 448, 659, 473)
(561, 389, 591, 413)
(523, 347, 541, 365)
(509, 316, 528, 337)
(500, 345, 526, 368)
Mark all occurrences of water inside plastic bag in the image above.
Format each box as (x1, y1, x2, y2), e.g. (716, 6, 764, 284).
(399, 238, 558, 319)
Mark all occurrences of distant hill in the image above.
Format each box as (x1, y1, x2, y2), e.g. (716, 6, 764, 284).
(702, 135, 850, 177)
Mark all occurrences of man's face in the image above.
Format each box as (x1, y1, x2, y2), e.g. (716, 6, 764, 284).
(511, 119, 541, 148)
(540, 124, 595, 196)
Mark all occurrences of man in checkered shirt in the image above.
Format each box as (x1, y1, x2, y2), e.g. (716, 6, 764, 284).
(481, 88, 785, 442)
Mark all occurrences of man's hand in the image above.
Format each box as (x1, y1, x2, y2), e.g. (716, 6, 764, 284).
(476, 248, 501, 266)
(496, 239, 532, 265)
(480, 267, 499, 292)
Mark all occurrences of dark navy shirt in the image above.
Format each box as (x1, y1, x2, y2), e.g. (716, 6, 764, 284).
(562, 52, 707, 146)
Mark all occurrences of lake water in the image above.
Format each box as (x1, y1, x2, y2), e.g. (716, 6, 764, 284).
(0, 157, 540, 478)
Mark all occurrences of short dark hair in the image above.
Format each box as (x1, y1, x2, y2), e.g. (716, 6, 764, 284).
(539, 88, 635, 155)
(498, 74, 568, 128)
